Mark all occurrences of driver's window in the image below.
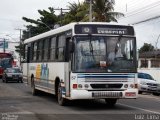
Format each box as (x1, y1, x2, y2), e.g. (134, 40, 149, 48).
(123, 39, 133, 60)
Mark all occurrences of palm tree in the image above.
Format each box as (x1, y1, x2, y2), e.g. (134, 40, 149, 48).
(62, 2, 88, 25)
(63, 0, 124, 24)
(92, 0, 124, 22)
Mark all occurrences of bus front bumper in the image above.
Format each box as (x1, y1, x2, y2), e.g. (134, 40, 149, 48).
(70, 89, 138, 100)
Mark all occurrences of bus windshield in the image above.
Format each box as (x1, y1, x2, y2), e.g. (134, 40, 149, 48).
(0, 58, 12, 69)
(74, 36, 136, 73)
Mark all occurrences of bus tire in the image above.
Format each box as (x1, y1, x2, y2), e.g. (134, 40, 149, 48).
(31, 77, 38, 96)
(105, 98, 117, 107)
(153, 93, 160, 96)
(57, 83, 67, 106)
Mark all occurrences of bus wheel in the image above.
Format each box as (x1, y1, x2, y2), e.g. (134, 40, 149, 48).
(58, 83, 66, 106)
(105, 98, 117, 107)
(153, 93, 160, 96)
(31, 77, 38, 96)
(138, 91, 142, 94)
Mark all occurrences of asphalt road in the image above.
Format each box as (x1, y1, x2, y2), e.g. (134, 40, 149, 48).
(0, 80, 160, 120)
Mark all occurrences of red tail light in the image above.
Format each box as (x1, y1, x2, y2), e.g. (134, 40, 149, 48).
(73, 84, 77, 89)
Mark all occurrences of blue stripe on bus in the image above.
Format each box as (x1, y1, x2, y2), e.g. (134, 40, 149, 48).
(77, 74, 135, 78)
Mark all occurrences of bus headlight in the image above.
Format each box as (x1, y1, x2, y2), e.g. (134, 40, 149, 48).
(78, 84, 83, 88)
(124, 84, 128, 88)
(130, 84, 134, 88)
(84, 84, 89, 88)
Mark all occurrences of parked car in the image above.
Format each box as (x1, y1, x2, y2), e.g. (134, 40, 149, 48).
(2, 67, 23, 83)
(137, 72, 158, 94)
(152, 83, 160, 96)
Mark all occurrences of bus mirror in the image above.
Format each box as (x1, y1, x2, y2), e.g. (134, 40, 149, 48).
(22, 59, 26, 63)
(69, 41, 75, 53)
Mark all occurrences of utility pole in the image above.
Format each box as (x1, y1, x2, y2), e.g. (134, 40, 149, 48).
(154, 34, 160, 60)
(86, 0, 93, 22)
(89, 0, 92, 22)
(126, 3, 128, 12)
(53, 8, 69, 26)
(15, 28, 24, 67)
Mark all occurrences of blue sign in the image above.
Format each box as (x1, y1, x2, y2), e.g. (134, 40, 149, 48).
(0, 41, 8, 49)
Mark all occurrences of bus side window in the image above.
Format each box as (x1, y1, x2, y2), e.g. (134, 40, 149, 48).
(50, 37, 56, 61)
(57, 34, 65, 61)
(33, 42, 37, 61)
(44, 38, 49, 61)
(31, 43, 34, 61)
(48, 38, 51, 60)
(37, 40, 43, 61)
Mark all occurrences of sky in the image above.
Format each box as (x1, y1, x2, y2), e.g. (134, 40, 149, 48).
(0, 0, 160, 49)
(0, 0, 83, 40)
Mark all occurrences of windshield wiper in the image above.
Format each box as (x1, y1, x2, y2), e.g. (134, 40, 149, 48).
(89, 36, 96, 63)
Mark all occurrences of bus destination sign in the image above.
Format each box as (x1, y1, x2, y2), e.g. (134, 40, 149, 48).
(75, 25, 134, 35)
(97, 28, 127, 35)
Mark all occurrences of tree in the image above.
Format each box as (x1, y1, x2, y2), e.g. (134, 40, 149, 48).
(62, 2, 89, 25)
(62, 0, 124, 24)
(139, 43, 154, 53)
(92, 0, 124, 22)
(15, 7, 59, 59)
(22, 7, 59, 39)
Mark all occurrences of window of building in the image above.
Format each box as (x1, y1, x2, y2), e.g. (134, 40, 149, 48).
(140, 59, 148, 68)
(151, 59, 160, 68)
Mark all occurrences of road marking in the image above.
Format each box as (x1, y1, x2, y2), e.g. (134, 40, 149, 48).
(118, 103, 160, 114)
(8, 106, 34, 115)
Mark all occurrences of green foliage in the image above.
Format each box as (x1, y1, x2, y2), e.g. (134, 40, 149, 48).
(22, 7, 59, 39)
(15, 44, 25, 59)
(18, 1, 124, 57)
(62, 2, 89, 25)
(62, 0, 124, 24)
(139, 43, 154, 53)
(92, 0, 124, 22)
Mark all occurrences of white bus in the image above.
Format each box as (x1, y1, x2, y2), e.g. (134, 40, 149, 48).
(23, 22, 138, 106)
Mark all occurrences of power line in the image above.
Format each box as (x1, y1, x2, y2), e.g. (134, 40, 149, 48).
(133, 15, 160, 25)
(123, 1, 160, 18)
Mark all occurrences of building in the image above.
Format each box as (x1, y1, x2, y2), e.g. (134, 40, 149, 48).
(138, 51, 160, 82)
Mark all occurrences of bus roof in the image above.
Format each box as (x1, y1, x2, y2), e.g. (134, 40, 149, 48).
(0, 52, 12, 59)
(24, 22, 133, 44)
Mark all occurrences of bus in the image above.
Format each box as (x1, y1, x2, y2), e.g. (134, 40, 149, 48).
(0, 52, 14, 77)
(23, 22, 138, 106)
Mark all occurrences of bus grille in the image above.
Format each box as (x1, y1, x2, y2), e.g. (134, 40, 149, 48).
(92, 92, 122, 98)
(91, 84, 123, 89)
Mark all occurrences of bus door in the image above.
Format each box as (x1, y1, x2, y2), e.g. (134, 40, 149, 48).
(27, 45, 31, 84)
(65, 37, 73, 97)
